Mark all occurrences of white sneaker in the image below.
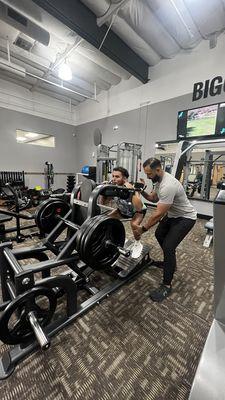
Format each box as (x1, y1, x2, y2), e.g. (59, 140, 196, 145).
(131, 241, 143, 259)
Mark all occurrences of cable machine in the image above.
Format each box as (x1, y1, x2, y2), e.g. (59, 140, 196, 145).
(94, 129, 142, 183)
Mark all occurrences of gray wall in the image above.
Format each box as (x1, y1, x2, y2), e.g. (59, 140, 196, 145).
(0, 107, 77, 189)
(76, 91, 225, 216)
(76, 91, 225, 170)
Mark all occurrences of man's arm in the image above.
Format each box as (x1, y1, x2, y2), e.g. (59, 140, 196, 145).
(142, 203, 171, 230)
(123, 181, 144, 211)
(141, 190, 159, 203)
(132, 203, 171, 238)
(131, 192, 144, 211)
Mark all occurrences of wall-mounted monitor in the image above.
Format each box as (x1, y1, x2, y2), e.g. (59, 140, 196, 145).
(177, 102, 225, 140)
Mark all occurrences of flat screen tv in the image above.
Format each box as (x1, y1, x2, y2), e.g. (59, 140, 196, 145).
(177, 102, 225, 140)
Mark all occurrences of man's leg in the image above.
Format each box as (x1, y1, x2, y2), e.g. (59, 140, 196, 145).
(162, 218, 196, 285)
(153, 216, 171, 267)
(108, 209, 122, 219)
(130, 212, 145, 258)
(150, 217, 196, 302)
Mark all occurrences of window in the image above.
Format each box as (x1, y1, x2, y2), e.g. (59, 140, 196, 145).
(16, 129, 55, 148)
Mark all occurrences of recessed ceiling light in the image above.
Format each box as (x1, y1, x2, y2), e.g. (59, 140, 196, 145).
(17, 136, 26, 142)
(25, 132, 39, 138)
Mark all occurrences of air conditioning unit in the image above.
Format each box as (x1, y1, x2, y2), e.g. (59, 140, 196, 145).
(0, 1, 50, 46)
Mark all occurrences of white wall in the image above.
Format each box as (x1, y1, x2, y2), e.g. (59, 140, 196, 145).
(0, 78, 77, 126)
(75, 34, 225, 125)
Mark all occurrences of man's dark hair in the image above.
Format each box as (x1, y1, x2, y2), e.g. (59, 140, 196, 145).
(143, 157, 161, 169)
(113, 166, 129, 179)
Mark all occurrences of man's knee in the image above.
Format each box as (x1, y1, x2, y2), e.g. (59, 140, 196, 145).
(155, 228, 164, 245)
(162, 242, 175, 256)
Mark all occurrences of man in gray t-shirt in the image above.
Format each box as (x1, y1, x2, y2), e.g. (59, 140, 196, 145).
(133, 157, 197, 302)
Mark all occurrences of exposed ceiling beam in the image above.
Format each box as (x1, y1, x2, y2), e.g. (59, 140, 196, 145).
(0, 47, 97, 101)
(30, 36, 83, 91)
(0, 70, 33, 89)
(32, 0, 149, 83)
(34, 87, 79, 106)
(0, 71, 79, 107)
(26, 70, 98, 101)
(0, 45, 97, 97)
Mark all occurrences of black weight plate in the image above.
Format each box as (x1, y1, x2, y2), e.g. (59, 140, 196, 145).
(75, 215, 100, 254)
(35, 198, 70, 234)
(80, 215, 109, 264)
(0, 287, 57, 345)
(34, 198, 56, 231)
(76, 215, 107, 263)
(76, 215, 101, 261)
(80, 214, 107, 255)
(77, 216, 125, 269)
(88, 218, 125, 268)
(79, 217, 98, 260)
(87, 221, 117, 267)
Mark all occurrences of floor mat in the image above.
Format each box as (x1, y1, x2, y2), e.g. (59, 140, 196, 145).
(0, 216, 213, 400)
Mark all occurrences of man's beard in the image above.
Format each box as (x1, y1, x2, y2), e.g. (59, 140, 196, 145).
(151, 175, 161, 183)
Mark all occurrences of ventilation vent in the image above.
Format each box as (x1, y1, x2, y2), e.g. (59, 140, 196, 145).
(14, 35, 33, 51)
(0, 1, 50, 46)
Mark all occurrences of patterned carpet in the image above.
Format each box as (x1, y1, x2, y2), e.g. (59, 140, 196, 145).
(0, 214, 214, 400)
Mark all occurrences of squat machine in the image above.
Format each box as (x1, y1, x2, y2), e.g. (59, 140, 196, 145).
(0, 183, 151, 379)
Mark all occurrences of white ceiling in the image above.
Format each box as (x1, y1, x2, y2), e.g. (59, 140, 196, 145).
(0, 0, 225, 108)
(0, 0, 131, 107)
(81, 0, 225, 65)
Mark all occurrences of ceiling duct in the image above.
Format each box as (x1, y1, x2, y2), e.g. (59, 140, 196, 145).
(0, 57, 26, 77)
(0, 1, 50, 46)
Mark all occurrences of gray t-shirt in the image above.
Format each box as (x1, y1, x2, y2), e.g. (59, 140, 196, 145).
(154, 172, 197, 220)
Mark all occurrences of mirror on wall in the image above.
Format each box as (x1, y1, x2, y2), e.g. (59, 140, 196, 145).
(154, 142, 178, 174)
(16, 129, 55, 148)
(183, 146, 225, 201)
(154, 140, 225, 202)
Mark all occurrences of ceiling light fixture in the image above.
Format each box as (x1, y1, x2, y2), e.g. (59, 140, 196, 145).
(58, 60, 72, 81)
(17, 136, 27, 142)
(25, 132, 39, 138)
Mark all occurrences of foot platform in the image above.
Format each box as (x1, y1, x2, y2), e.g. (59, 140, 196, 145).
(113, 240, 151, 278)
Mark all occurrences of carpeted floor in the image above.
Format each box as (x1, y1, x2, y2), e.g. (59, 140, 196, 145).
(0, 215, 214, 400)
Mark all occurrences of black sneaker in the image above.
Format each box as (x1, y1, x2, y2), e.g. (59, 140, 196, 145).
(149, 284, 172, 302)
(151, 260, 164, 269)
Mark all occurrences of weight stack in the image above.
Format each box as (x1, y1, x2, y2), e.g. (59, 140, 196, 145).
(67, 176, 75, 192)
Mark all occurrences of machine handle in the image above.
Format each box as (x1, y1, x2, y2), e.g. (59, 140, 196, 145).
(105, 240, 130, 257)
